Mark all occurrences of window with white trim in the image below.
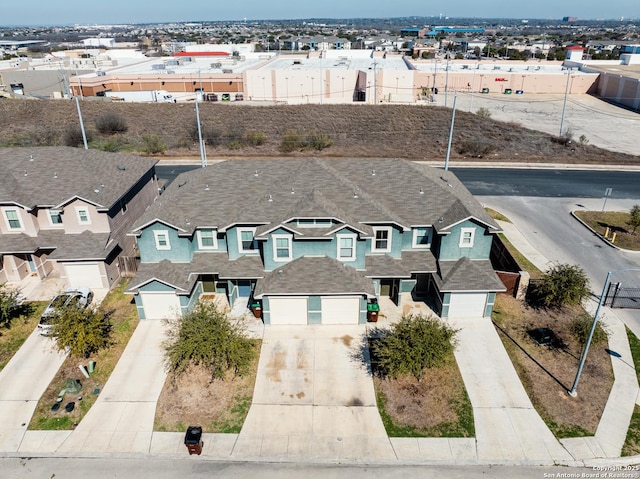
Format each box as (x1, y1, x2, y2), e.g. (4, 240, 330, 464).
(337, 234, 356, 261)
(3, 208, 23, 230)
(372, 227, 392, 253)
(273, 234, 292, 261)
(412, 227, 432, 248)
(238, 228, 257, 253)
(197, 229, 217, 250)
(459, 227, 475, 248)
(75, 206, 91, 225)
(154, 230, 171, 250)
(48, 209, 63, 226)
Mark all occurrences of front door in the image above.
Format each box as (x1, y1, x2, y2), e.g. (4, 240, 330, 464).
(27, 255, 37, 274)
(237, 280, 252, 298)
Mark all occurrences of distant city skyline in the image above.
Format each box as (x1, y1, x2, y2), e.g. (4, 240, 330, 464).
(2, 1, 638, 27)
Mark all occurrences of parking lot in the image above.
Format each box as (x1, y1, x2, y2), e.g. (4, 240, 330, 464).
(434, 93, 640, 157)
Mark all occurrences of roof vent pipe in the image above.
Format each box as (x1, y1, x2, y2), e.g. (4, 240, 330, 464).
(268, 194, 273, 202)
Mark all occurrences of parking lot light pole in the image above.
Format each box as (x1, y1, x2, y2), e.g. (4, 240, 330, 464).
(568, 268, 640, 397)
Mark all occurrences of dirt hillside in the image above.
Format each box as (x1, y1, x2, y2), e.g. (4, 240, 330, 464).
(1, 99, 637, 164)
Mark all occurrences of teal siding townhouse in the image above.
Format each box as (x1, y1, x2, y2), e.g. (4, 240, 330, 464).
(127, 158, 505, 324)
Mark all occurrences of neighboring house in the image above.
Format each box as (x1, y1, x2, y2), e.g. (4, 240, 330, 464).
(127, 158, 505, 324)
(0, 147, 158, 291)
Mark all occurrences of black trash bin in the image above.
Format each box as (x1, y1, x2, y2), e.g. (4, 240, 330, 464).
(184, 426, 203, 455)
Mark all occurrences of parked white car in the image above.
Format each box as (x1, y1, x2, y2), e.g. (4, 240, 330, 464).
(38, 288, 93, 336)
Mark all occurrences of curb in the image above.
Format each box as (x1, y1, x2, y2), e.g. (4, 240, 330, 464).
(571, 211, 640, 254)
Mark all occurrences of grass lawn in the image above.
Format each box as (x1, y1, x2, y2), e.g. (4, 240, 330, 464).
(154, 341, 261, 433)
(622, 328, 640, 456)
(28, 281, 138, 430)
(574, 210, 640, 251)
(370, 340, 474, 438)
(0, 302, 46, 372)
(493, 295, 613, 438)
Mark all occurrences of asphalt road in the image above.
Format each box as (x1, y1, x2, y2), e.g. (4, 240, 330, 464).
(0, 457, 608, 479)
(156, 164, 640, 199)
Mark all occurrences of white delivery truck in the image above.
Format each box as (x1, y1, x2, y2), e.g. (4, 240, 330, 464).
(105, 90, 175, 103)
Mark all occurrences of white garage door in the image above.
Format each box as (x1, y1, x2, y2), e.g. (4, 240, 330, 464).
(63, 263, 104, 289)
(321, 296, 360, 325)
(140, 292, 181, 320)
(448, 293, 488, 318)
(269, 297, 308, 325)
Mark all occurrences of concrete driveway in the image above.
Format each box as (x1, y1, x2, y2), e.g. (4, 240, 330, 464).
(0, 332, 67, 452)
(234, 325, 396, 461)
(48, 320, 168, 454)
(451, 316, 574, 463)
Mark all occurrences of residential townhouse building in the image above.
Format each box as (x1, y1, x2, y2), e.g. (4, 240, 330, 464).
(127, 158, 505, 324)
(0, 147, 158, 291)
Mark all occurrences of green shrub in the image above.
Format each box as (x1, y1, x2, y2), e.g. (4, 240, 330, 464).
(95, 111, 128, 135)
(141, 134, 166, 154)
(476, 107, 491, 118)
(95, 138, 123, 152)
(280, 129, 304, 152)
(245, 130, 267, 146)
(163, 301, 257, 380)
(0, 284, 22, 329)
(370, 314, 459, 382)
(51, 305, 114, 358)
(528, 263, 590, 309)
(570, 312, 609, 347)
(305, 132, 333, 151)
(457, 139, 495, 157)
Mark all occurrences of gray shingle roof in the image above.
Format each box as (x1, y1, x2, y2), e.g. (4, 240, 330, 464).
(127, 254, 265, 293)
(253, 256, 375, 298)
(131, 158, 499, 236)
(0, 230, 114, 259)
(365, 250, 437, 278)
(435, 257, 507, 292)
(0, 147, 157, 210)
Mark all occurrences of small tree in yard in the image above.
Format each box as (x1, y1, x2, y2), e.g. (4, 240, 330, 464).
(370, 314, 458, 382)
(164, 301, 257, 380)
(628, 204, 640, 235)
(529, 263, 590, 309)
(51, 305, 113, 358)
(0, 284, 22, 329)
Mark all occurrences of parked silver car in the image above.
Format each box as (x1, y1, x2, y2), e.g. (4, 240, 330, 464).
(38, 288, 93, 336)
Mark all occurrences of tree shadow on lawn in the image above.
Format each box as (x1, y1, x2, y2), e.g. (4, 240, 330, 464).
(493, 320, 574, 392)
(597, 221, 628, 234)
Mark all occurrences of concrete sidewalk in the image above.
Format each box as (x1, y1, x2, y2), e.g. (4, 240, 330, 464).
(452, 317, 574, 464)
(20, 320, 169, 455)
(0, 332, 67, 452)
(496, 217, 640, 462)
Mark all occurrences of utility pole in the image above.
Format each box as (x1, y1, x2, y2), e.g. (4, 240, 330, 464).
(74, 95, 88, 150)
(444, 95, 458, 171)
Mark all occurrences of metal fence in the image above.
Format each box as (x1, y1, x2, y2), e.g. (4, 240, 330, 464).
(605, 282, 640, 309)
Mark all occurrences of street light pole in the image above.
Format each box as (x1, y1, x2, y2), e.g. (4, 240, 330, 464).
(444, 95, 458, 171)
(568, 268, 640, 397)
(559, 68, 572, 137)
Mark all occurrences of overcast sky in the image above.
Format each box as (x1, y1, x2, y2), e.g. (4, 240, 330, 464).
(2, 1, 638, 26)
